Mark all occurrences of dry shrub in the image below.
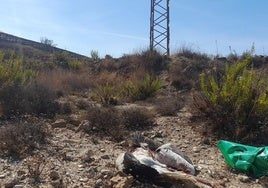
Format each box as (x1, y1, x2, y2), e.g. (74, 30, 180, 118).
(168, 47, 223, 91)
(0, 123, 47, 159)
(82, 106, 156, 140)
(59, 102, 73, 114)
(154, 96, 184, 116)
(27, 154, 46, 183)
(96, 49, 166, 76)
(121, 107, 155, 130)
(169, 56, 211, 90)
(76, 99, 90, 110)
(83, 106, 125, 141)
(0, 82, 60, 118)
(176, 46, 210, 60)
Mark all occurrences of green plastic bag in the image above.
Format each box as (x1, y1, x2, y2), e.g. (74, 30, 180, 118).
(217, 140, 268, 177)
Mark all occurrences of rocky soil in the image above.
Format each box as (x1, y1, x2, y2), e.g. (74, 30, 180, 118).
(0, 95, 267, 188)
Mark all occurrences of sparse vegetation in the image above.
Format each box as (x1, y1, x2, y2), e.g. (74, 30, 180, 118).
(1, 32, 268, 187)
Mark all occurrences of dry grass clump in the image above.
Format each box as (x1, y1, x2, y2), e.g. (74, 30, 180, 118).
(176, 46, 210, 60)
(36, 69, 94, 95)
(0, 123, 48, 159)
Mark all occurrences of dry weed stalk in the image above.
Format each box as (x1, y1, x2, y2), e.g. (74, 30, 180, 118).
(27, 154, 46, 183)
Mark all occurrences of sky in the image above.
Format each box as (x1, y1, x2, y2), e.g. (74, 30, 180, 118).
(0, 0, 268, 57)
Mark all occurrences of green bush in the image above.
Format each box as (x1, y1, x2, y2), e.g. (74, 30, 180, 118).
(0, 53, 59, 118)
(126, 74, 163, 100)
(0, 54, 35, 86)
(68, 59, 83, 70)
(196, 56, 268, 143)
(90, 82, 121, 105)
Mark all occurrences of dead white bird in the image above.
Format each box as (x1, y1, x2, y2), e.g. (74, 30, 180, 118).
(116, 140, 223, 188)
(116, 133, 196, 184)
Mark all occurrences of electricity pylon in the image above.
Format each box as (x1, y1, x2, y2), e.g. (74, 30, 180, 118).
(150, 0, 170, 56)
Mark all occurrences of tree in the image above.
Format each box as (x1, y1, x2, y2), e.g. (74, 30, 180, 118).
(40, 37, 57, 47)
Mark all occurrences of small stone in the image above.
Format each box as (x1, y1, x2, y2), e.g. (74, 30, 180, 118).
(0, 174, 5, 179)
(192, 146, 200, 153)
(14, 185, 24, 188)
(50, 171, 60, 181)
(155, 131, 163, 138)
(101, 154, 110, 159)
(238, 175, 250, 183)
(195, 165, 202, 171)
(79, 178, 88, 182)
(100, 148, 105, 152)
(68, 114, 81, 126)
(78, 164, 84, 168)
(101, 169, 110, 173)
(51, 119, 67, 128)
(95, 179, 102, 185)
(111, 175, 134, 188)
(80, 149, 94, 163)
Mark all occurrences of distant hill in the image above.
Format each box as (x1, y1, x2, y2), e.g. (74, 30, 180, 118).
(0, 31, 87, 60)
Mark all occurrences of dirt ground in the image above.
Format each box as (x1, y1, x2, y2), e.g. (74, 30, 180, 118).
(0, 94, 267, 188)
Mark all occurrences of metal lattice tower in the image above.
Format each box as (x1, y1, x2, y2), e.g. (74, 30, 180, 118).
(150, 0, 170, 56)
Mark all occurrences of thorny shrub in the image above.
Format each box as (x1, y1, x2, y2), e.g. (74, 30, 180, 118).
(0, 123, 47, 159)
(194, 56, 268, 144)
